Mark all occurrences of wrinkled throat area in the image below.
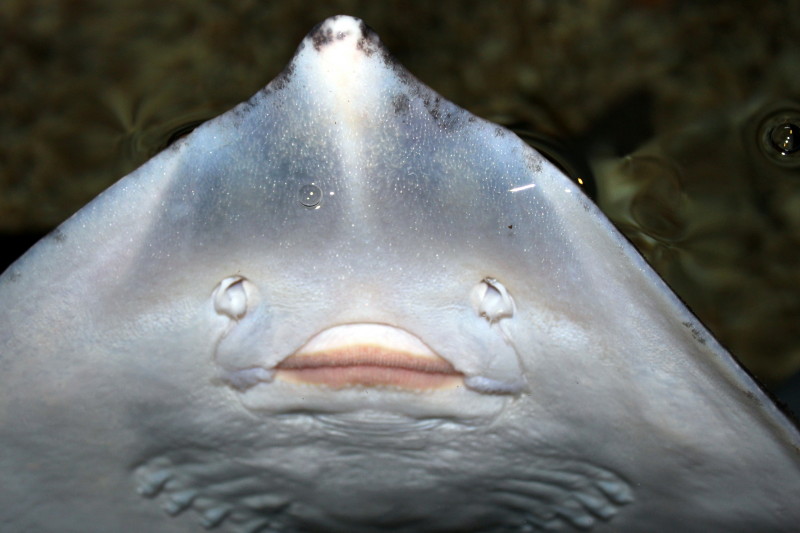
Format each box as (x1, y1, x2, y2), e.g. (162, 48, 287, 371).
(133, 428, 634, 533)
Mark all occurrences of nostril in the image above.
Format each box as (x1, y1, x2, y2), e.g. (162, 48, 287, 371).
(213, 276, 249, 319)
(470, 278, 515, 324)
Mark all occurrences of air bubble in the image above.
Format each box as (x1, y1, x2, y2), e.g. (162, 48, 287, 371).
(754, 105, 800, 168)
(299, 184, 322, 208)
(769, 123, 798, 155)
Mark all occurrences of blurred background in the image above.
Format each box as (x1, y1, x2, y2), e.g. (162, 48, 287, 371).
(1, 1, 798, 407)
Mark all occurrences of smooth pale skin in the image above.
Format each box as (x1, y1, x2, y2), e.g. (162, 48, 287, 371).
(1, 15, 798, 533)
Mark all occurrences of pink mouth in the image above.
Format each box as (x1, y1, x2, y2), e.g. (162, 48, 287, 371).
(274, 325, 464, 390)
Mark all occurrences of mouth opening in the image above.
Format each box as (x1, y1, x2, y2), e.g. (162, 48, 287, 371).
(274, 324, 464, 390)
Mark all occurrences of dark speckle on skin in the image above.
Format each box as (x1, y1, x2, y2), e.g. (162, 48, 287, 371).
(358, 20, 372, 39)
(309, 17, 382, 59)
(742, 389, 764, 410)
(392, 93, 410, 114)
(47, 228, 66, 243)
(356, 21, 379, 57)
(311, 24, 335, 51)
(429, 98, 441, 120)
(310, 15, 359, 52)
(494, 127, 506, 137)
(681, 321, 707, 345)
(422, 95, 459, 130)
(439, 112, 459, 130)
(524, 151, 543, 174)
(290, 16, 467, 133)
(253, 60, 295, 103)
(269, 62, 295, 93)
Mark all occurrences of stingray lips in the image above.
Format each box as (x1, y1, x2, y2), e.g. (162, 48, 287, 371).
(275, 324, 463, 390)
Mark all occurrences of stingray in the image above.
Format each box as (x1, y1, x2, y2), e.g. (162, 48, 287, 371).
(1, 15, 798, 533)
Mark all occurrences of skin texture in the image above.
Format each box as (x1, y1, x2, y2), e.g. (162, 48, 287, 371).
(0, 15, 799, 533)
